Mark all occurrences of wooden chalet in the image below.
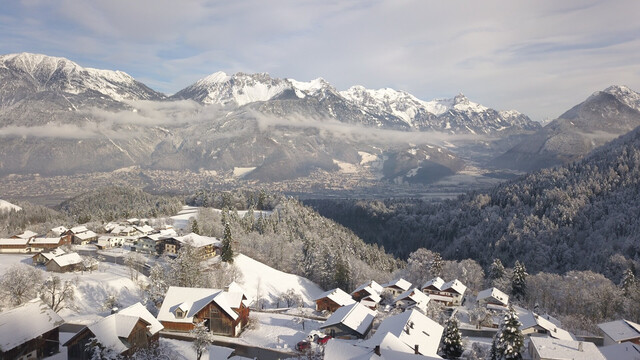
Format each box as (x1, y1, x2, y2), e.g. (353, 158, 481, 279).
(394, 288, 431, 313)
(381, 278, 412, 297)
(0, 238, 31, 253)
(159, 233, 220, 259)
(45, 252, 84, 273)
(314, 288, 356, 312)
(0, 298, 64, 360)
(320, 302, 377, 339)
(32, 248, 66, 265)
(157, 284, 250, 337)
(29, 235, 72, 251)
(421, 277, 467, 306)
(64, 302, 162, 360)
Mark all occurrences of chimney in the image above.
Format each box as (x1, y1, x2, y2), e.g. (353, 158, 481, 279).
(374, 345, 381, 356)
(578, 342, 583, 352)
(414, 344, 419, 354)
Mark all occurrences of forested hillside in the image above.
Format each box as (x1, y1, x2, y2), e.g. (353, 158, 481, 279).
(308, 125, 640, 278)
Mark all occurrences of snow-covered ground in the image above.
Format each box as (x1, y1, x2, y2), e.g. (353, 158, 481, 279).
(242, 312, 322, 350)
(0, 199, 21, 212)
(170, 205, 200, 229)
(234, 254, 323, 307)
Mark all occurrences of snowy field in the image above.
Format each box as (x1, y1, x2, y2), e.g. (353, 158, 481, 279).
(170, 205, 200, 230)
(241, 312, 322, 350)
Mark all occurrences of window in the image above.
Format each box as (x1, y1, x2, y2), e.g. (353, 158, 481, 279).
(176, 309, 184, 318)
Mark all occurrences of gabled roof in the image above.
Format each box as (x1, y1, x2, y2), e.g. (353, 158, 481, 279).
(476, 287, 509, 306)
(134, 225, 155, 234)
(174, 233, 221, 248)
(421, 277, 444, 291)
(75, 230, 97, 240)
(441, 279, 466, 296)
(14, 230, 38, 239)
(394, 288, 430, 307)
(40, 248, 66, 261)
(0, 238, 30, 246)
(529, 337, 605, 360)
(352, 280, 384, 296)
(118, 302, 163, 336)
(598, 319, 640, 343)
(599, 342, 640, 360)
(0, 298, 64, 353)
(321, 303, 377, 336)
(50, 226, 69, 235)
(70, 226, 89, 234)
(30, 237, 63, 245)
(50, 252, 83, 267)
(382, 278, 412, 292)
(324, 337, 443, 360)
(363, 309, 443, 357)
(157, 286, 243, 324)
(65, 313, 150, 354)
(519, 311, 574, 341)
(315, 288, 356, 307)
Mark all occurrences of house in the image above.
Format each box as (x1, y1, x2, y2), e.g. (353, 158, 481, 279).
(598, 319, 640, 346)
(351, 280, 384, 309)
(324, 337, 443, 360)
(394, 288, 431, 313)
(518, 311, 574, 341)
(11, 230, 38, 240)
(45, 252, 85, 273)
(64, 302, 162, 359)
(320, 302, 377, 339)
(32, 248, 66, 265)
(362, 309, 444, 358)
(599, 342, 640, 360)
(66, 227, 98, 245)
(48, 226, 69, 237)
(160, 233, 221, 259)
(0, 238, 32, 253)
(421, 278, 467, 306)
(382, 278, 412, 297)
(0, 298, 64, 360)
(157, 285, 250, 337)
(96, 236, 125, 250)
(134, 224, 155, 236)
(315, 288, 356, 312)
(476, 287, 509, 309)
(29, 236, 72, 251)
(528, 337, 605, 360)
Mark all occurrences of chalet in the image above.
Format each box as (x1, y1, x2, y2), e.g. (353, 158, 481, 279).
(160, 233, 220, 259)
(528, 337, 605, 360)
(157, 285, 250, 337)
(351, 280, 383, 309)
(135, 232, 175, 255)
(48, 226, 69, 237)
(11, 230, 38, 241)
(320, 302, 377, 339)
(45, 252, 84, 273)
(315, 288, 356, 312)
(96, 236, 125, 250)
(32, 248, 66, 265)
(381, 278, 412, 297)
(103, 222, 119, 233)
(134, 224, 155, 235)
(519, 311, 574, 341)
(394, 288, 431, 314)
(362, 309, 444, 358)
(324, 337, 443, 360)
(64, 302, 162, 360)
(598, 319, 640, 346)
(476, 287, 509, 309)
(0, 298, 64, 360)
(126, 218, 140, 225)
(421, 278, 466, 306)
(29, 236, 72, 251)
(0, 238, 31, 253)
(65, 226, 98, 245)
(599, 342, 640, 360)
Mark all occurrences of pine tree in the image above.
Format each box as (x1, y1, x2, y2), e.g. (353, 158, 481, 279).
(191, 219, 200, 235)
(439, 317, 464, 359)
(431, 252, 444, 278)
(491, 306, 524, 360)
(490, 259, 506, 281)
(221, 222, 234, 263)
(511, 261, 527, 301)
(621, 268, 636, 295)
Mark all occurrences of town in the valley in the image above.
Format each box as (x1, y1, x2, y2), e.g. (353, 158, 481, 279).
(0, 202, 635, 360)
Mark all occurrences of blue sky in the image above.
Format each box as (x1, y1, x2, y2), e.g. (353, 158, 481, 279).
(1, 0, 639, 121)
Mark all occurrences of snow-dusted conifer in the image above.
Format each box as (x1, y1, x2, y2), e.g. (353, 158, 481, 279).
(490, 259, 506, 282)
(621, 268, 636, 295)
(431, 252, 444, 277)
(439, 316, 464, 359)
(490, 306, 524, 360)
(221, 222, 234, 263)
(511, 261, 527, 301)
(171, 241, 208, 288)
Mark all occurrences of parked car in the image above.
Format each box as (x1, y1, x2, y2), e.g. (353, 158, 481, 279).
(296, 340, 311, 351)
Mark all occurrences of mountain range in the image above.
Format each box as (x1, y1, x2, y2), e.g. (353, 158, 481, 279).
(1, 52, 638, 188)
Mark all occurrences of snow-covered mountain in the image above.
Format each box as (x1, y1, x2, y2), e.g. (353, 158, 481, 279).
(0, 53, 164, 105)
(495, 85, 640, 171)
(0, 199, 21, 212)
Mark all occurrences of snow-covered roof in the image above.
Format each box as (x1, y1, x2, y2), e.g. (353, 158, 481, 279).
(70, 226, 89, 234)
(75, 230, 97, 240)
(50, 252, 83, 267)
(175, 233, 221, 248)
(324, 337, 443, 360)
(321, 302, 377, 336)
(315, 288, 356, 307)
(363, 309, 443, 357)
(394, 288, 430, 306)
(157, 286, 243, 324)
(382, 278, 412, 292)
(14, 230, 38, 239)
(75, 313, 149, 353)
(0, 238, 30, 246)
(599, 342, 640, 360)
(352, 280, 384, 296)
(135, 225, 155, 234)
(441, 279, 466, 296)
(30, 237, 63, 245)
(476, 287, 509, 306)
(118, 302, 163, 336)
(104, 222, 119, 232)
(519, 311, 574, 341)
(598, 319, 640, 343)
(50, 226, 68, 235)
(529, 337, 605, 360)
(159, 228, 177, 237)
(0, 298, 64, 352)
(126, 218, 139, 223)
(421, 277, 444, 291)
(41, 248, 66, 261)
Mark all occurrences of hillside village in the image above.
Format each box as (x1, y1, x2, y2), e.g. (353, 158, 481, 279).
(0, 203, 638, 360)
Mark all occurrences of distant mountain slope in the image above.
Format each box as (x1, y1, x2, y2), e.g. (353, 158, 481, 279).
(309, 123, 640, 276)
(495, 85, 640, 171)
(0, 199, 21, 212)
